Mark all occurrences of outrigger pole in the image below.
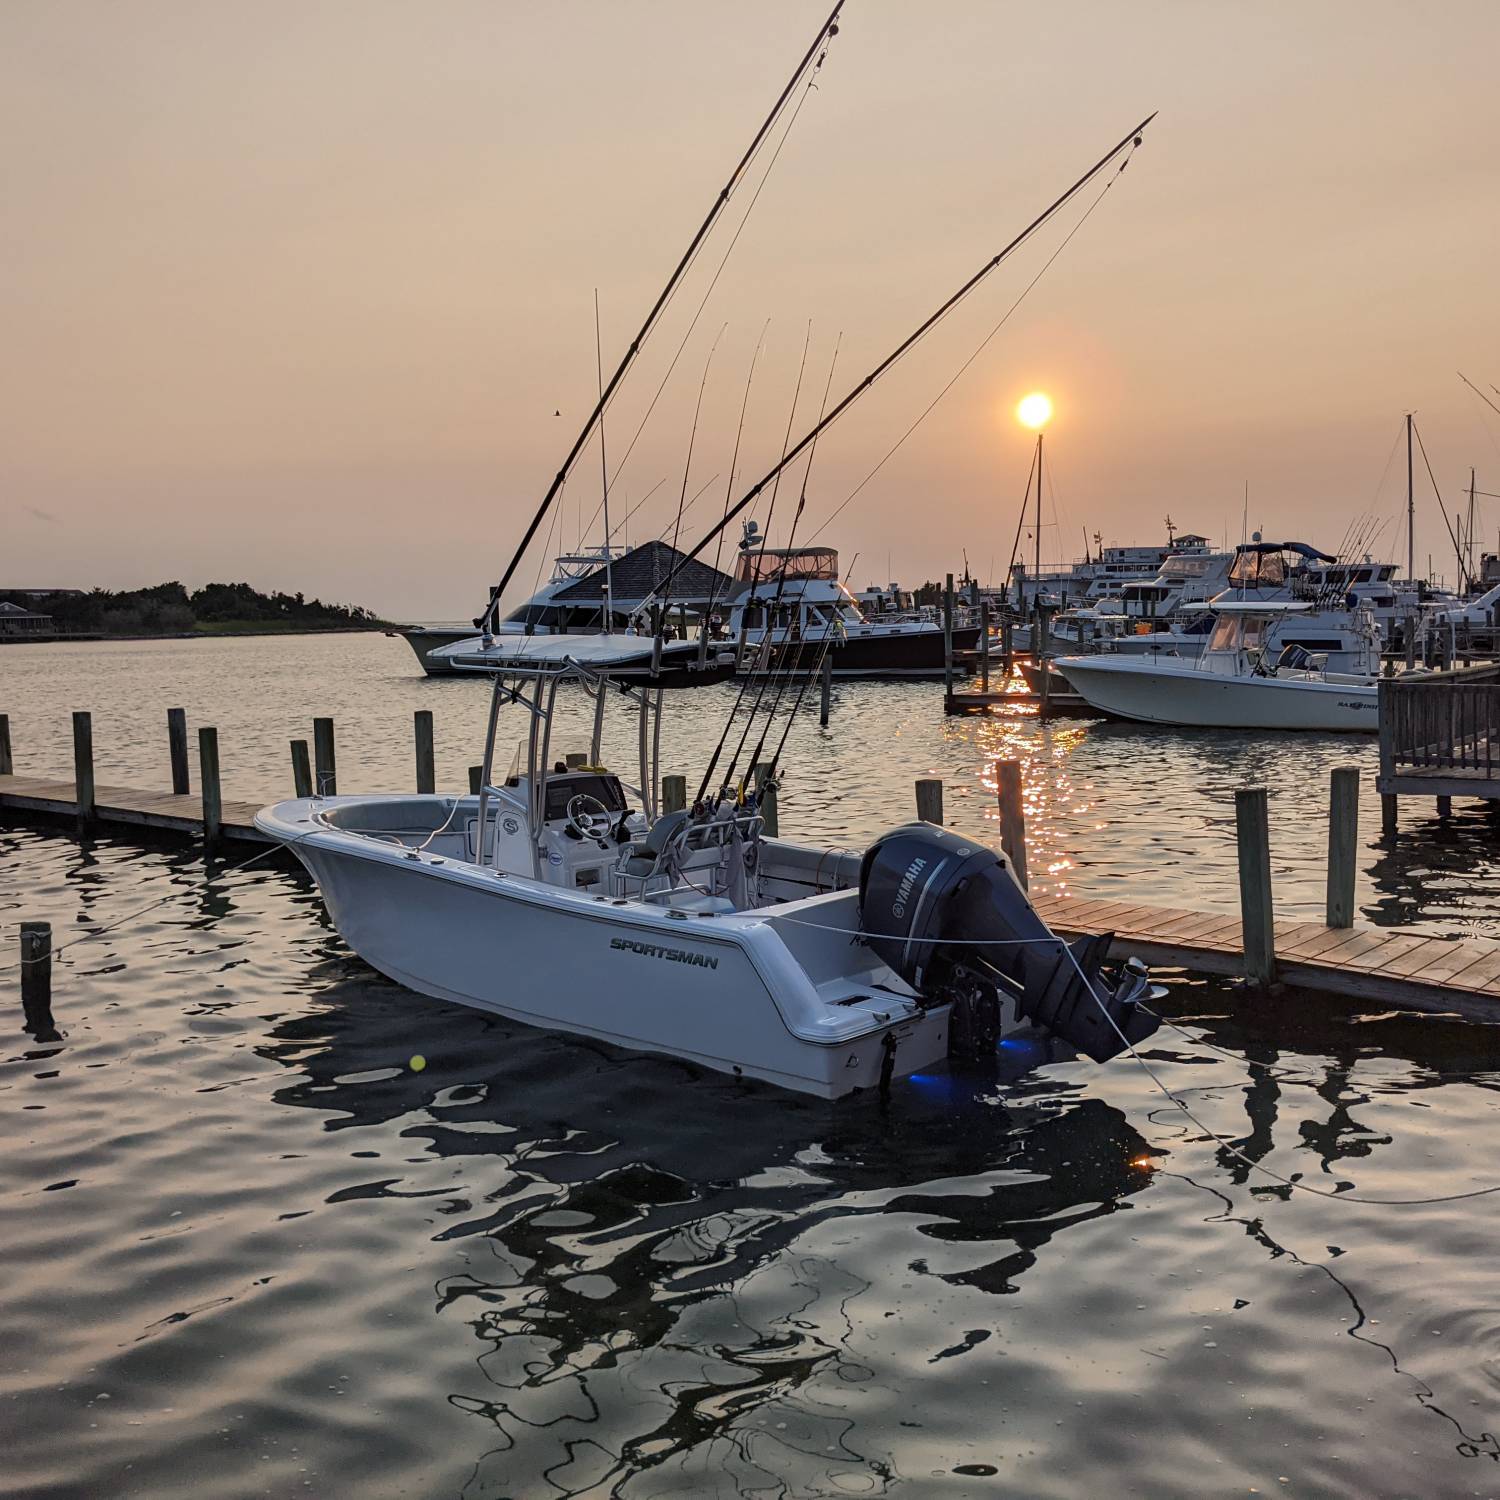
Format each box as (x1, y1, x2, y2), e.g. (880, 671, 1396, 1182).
(646, 111, 1158, 611)
(477, 1, 846, 634)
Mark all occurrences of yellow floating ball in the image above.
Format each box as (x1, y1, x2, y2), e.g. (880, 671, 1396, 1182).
(409, 1054, 427, 1072)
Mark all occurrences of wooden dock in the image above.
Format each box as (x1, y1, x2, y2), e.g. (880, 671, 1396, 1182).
(0, 773, 270, 843)
(5, 767, 1497, 1016)
(1033, 892, 1500, 1022)
(5, 704, 1500, 1024)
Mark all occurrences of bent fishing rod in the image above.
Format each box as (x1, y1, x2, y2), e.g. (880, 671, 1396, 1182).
(642, 110, 1157, 615)
(477, 1, 846, 635)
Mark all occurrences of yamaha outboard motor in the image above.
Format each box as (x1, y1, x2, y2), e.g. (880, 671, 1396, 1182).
(858, 823, 1159, 1063)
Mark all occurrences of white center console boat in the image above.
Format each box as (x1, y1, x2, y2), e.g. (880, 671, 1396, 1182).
(256, 656, 1160, 1096)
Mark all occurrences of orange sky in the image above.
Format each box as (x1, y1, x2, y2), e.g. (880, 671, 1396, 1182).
(3, 1, 1499, 618)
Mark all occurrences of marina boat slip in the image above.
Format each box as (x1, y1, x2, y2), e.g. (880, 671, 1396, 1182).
(1055, 600, 1383, 730)
(722, 526, 980, 678)
(255, 658, 1160, 1095)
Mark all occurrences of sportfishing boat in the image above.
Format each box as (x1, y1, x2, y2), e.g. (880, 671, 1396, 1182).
(255, 657, 1160, 1096)
(722, 525, 980, 678)
(394, 540, 735, 678)
(1056, 600, 1382, 731)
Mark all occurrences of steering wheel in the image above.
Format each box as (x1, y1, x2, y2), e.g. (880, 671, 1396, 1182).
(566, 793, 615, 841)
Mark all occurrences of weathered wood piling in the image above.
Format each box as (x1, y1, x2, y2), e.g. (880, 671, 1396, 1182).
(1234, 787, 1276, 987)
(414, 710, 435, 795)
(168, 708, 191, 795)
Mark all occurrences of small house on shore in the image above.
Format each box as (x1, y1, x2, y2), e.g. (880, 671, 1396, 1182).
(0, 600, 54, 638)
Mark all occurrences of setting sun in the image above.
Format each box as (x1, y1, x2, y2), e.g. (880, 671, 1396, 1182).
(1017, 391, 1053, 429)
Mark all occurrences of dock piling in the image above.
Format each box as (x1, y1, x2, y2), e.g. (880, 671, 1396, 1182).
(1235, 787, 1276, 986)
(469, 765, 483, 795)
(290, 740, 313, 798)
(414, 710, 435, 795)
(819, 656, 832, 727)
(198, 727, 222, 849)
(996, 759, 1028, 889)
(1, 713, 13, 776)
(167, 707, 191, 794)
(661, 774, 687, 814)
(915, 777, 944, 825)
(72, 711, 95, 827)
(943, 574, 955, 699)
(979, 602, 990, 692)
(313, 717, 337, 796)
(20, 920, 57, 1040)
(1326, 765, 1359, 928)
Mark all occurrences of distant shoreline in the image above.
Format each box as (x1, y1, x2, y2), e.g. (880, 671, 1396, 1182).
(0, 624, 394, 645)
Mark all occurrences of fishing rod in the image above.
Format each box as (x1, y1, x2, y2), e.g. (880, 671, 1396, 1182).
(741, 339, 846, 779)
(645, 110, 1159, 615)
(764, 554, 864, 781)
(693, 332, 818, 807)
(1460, 371, 1500, 422)
(477, 2, 846, 634)
(694, 323, 772, 660)
(655, 329, 726, 625)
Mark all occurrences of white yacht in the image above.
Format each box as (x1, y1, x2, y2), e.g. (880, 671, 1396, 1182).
(255, 655, 1160, 1095)
(396, 540, 737, 682)
(1056, 600, 1382, 731)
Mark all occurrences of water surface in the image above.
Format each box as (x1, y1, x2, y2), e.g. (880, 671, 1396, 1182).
(4, 636, 1500, 1498)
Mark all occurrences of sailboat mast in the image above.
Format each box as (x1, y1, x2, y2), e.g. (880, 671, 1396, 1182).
(1406, 411, 1415, 584)
(1033, 431, 1044, 612)
(595, 290, 614, 633)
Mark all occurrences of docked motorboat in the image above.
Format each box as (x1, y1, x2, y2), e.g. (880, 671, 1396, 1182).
(425, 625, 734, 687)
(256, 658, 1160, 1096)
(1056, 600, 1383, 731)
(722, 526, 980, 678)
(396, 540, 735, 677)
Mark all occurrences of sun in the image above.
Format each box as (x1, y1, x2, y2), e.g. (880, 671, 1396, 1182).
(1017, 391, 1053, 429)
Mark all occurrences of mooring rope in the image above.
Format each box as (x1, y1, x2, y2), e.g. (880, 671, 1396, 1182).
(1, 837, 293, 974)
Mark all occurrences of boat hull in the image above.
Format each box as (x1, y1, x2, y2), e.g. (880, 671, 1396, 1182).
(258, 804, 950, 1097)
(392, 626, 476, 675)
(1056, 656, 1379, 731)
(742, 625, 982, 678)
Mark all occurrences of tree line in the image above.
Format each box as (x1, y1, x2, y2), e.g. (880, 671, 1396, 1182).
(2, 582, 387, 636)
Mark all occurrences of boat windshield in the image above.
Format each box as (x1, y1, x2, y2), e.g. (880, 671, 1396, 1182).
(736, 547, 839, 584)
(1207, 612, 1267, 654)
(1227, 549, 1287, 589)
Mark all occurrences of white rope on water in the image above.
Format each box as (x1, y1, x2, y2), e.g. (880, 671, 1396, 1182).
(1, 838, 294, 974)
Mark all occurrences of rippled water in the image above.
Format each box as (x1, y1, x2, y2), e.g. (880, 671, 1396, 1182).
(5, 636, 1500, 1498)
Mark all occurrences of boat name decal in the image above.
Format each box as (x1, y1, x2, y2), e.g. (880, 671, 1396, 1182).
(892, 856, 928, 919)
(610, 937, 719, 970)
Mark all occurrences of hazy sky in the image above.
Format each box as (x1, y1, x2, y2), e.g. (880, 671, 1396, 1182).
(4, 1, 1498, 618)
